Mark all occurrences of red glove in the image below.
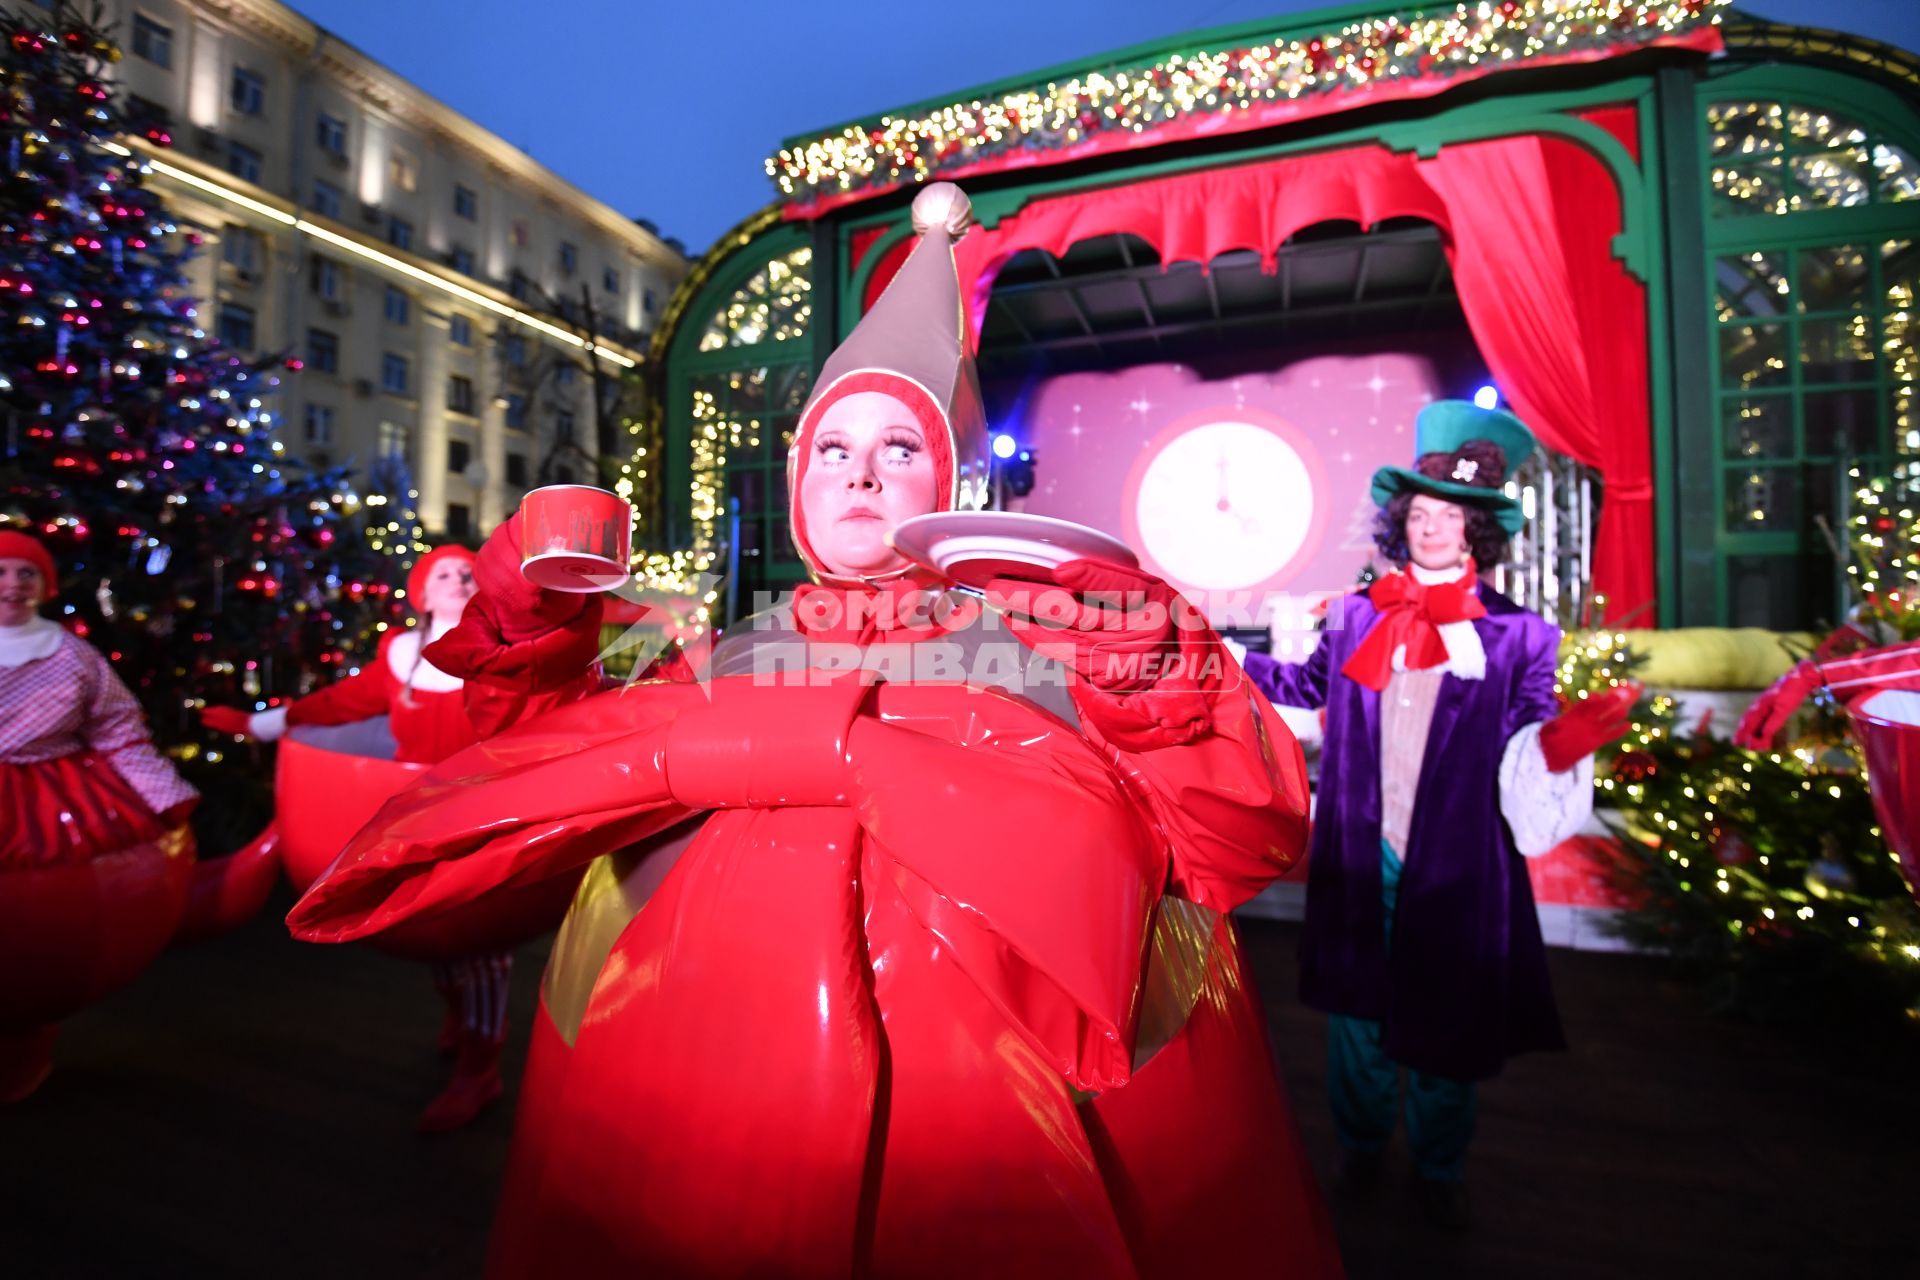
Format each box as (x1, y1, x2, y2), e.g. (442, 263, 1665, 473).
(984, 557, 1180, 693)
(1733, 660, 1820, 751)
(199, 705, 254, 737)
(473, 512, 596, 642)
(1539, 681, 1640, 773)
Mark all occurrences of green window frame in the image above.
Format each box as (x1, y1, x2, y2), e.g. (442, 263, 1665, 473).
(665, 233, 816, 604)
(1698, 65, 1920, 629)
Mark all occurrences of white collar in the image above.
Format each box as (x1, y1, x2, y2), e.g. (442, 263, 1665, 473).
(384, 618, 464, 693)
(1408, 561, 1475, 587)
(0, 615, 63, 668)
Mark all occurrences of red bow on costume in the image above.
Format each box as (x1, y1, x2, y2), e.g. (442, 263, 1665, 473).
(1340, 560, 1485, 692)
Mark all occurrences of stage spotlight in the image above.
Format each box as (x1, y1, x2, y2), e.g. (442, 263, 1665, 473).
(992, 432, 1019, 460)
(1473, 384, 1500, 410)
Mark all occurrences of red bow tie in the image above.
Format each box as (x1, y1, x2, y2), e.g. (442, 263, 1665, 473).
(1340, 562, 1486, 692)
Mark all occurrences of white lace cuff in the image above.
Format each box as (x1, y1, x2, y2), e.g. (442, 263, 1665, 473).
(1498, 720, 1592, 858)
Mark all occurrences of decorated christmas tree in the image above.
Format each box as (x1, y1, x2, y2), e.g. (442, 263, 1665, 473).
(0, 2, 396, 825)
(1555, 625, 1920, 1021)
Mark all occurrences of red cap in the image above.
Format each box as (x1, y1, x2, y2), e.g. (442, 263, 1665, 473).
(0, 530, 57, 594)
(406, 544, 476, 615)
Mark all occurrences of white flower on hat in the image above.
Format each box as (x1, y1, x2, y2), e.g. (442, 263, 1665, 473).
(1451, 458, 1480, 483)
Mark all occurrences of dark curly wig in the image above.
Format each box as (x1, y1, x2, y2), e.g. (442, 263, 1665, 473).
(1372, 441, 1514, 569)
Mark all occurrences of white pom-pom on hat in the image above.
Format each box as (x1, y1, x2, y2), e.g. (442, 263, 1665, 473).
(911, 182, 973, 239)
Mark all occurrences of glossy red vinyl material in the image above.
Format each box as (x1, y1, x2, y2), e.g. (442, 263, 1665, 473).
(0, 826, 194, 1030)
(1854, 706, 1920, 903)
(276, 733, 579, 962)
(292, 673, 1333, 1277)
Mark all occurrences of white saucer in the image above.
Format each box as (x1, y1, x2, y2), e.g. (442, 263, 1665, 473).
(521, 550, 631, 593)
(888, 511, 1136, 591)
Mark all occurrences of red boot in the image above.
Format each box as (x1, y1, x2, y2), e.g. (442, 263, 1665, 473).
(417, 1026, 504, 1133)
(0, 1024, 58, 1104)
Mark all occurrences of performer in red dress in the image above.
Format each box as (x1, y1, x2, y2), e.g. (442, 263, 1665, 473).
(202, 544, 519, 1130)
(0, 531, 199, 1101)
(290, 183, 1340, 1278)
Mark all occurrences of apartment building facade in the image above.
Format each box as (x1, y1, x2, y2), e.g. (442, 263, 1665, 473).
(96, 0, 687, 539)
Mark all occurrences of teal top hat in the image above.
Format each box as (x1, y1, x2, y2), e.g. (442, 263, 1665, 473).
(1369, 399, 1538, 535)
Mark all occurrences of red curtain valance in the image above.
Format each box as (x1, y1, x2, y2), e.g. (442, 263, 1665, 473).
(941, 118, 1656, 626)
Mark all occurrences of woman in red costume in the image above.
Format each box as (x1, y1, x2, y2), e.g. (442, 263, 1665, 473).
(203, 544, 520, 1130)
(291, 184, 1342, 1278)
(0, 530, 199, 1101)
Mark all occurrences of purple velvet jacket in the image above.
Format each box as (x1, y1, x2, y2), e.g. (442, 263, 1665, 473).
(1243, 584, 1567, 1081)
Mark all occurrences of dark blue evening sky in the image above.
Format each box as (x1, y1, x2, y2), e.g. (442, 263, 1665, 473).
(284, 1, 1920, 254)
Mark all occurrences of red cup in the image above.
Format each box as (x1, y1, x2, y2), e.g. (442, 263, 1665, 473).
(519, 484, 633, 593)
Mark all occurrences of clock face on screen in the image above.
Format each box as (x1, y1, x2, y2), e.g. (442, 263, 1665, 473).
(1130, 418, 1318, 593)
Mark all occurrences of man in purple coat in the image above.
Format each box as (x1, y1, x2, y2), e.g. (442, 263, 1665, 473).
(1238, 401, 1634, 1229)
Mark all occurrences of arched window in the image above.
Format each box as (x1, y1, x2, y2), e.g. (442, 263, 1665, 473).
(671, 243, 817, 600)
(698, 247, 814, 351)
(1709, 101, 1919, 217)
(1702, 85, 1920, 628)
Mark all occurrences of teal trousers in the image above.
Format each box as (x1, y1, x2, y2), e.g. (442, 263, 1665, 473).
(1326, 840, 1477, 1182)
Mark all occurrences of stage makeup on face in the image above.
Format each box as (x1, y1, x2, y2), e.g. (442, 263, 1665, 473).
(1404, 494, 1469, 573)
(0, 559, 46, 627)
(423, 557, 477, 622)
(799, 390, 941, 579)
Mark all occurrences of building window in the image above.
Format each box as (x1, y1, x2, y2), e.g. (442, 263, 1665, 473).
(377, 419, 411, 460)
(449, 314, 472, 346)
(1708, 100, 1919, 218)
(450, 246, 476, 276)
(448, 375, 475, 415)
(225, 141, 262, 184)
(454, 185, 478, 220)
(309, 256, 342, 301)
(221, 225, 260, 274)
(304, 404, 335, 445)
(508, 271, 530, 302)
(218, 302, 256, 350)
(559, 242, 578, 275)
(556, 363, 578, 388)
(445, 503, 473, 540)
(699, 247, 811, 351)
(306, 328, 339, 373)
(311, 179, 342, 220)
(505, 452, 528, 487)
(388, 148, 418, 194)
(643, 287, 658, 317)
(383, 286, 410, 325)
(504, 394, 527, 429)
(315, 112, 346, 155)
(603, 267, 621, 293)
(555, 410, 576, 444)
(511, 219, 530, 248)
(504, 334, 527, 368)
(132, 14, 171, 67)
(381, 353, 410, 395)
(448, 439, 473, 475)
(386, 216, 413, 252)
(1703, 90, 1920, 628)
(230, 67, 265, 116)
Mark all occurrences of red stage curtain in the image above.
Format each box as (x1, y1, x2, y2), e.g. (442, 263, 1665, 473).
(1421, 107, 1656, 625)
(951, 120, 1656, 627)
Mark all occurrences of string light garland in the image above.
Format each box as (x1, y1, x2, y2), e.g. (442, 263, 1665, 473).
(768, 0, 1728, 207)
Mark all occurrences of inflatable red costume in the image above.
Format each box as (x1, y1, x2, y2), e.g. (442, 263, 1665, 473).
(0, 531, 199, 1101)
(291, 185, 1341, 1277)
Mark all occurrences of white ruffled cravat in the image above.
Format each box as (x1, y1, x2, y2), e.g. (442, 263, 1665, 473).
(1391, 561, 1486, 682)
